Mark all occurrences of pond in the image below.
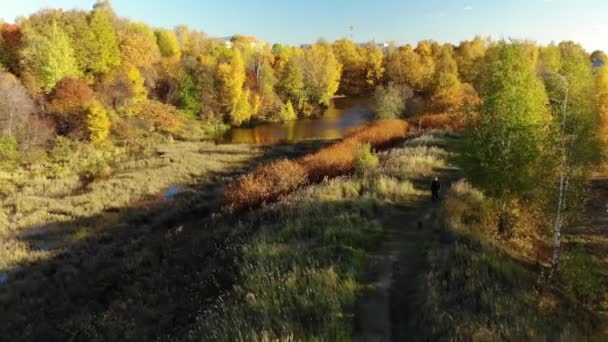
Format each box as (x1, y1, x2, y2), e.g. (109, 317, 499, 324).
(218, 96, 373, 145)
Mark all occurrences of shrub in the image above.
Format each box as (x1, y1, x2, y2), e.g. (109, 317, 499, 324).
(353, 143, 379, 174)
(278, 101, 297, 122)
(87, 101, 111, 144)
(560, 247, 603, 305)
(411, 113, 464, 131)
(134, 100, 181, 130)
(226, 120, 409, 209)
(0, 136, 17, 160)
(373, 83, 407, 119)
(48, 78, 95, 115)
(225, 159, 308, 210)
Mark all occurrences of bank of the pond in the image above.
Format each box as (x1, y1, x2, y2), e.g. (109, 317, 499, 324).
(218, 97, 374, 145)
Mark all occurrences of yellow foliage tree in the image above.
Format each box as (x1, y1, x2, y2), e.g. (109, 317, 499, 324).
(217, 49, 246, 114)
(278, 100, 297, 122)
(231, 88, 252, 126)
(87, 101, 110, 144)
(126, 64, 148, 106)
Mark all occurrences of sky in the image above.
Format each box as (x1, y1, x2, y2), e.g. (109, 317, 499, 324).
(1, 0, 608, 52)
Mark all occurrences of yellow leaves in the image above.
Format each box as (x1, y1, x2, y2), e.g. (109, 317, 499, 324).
(125, 64, 147, 107)
(86, 101, 110, 144)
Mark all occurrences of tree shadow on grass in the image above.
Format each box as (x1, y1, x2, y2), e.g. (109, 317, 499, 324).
(0, 139, 334, 341)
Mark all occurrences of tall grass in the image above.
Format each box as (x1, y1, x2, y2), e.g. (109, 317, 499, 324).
(226, 120, 409, 210)
(189, 134, 439, 341)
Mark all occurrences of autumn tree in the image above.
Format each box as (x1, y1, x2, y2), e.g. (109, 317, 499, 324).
(544, 42, 601, 278)
(0, 72, 35, 138)
(277, 100, 296, 121)
(217, 49, 246, 115)
(373, 83, 407, 119)
(89, 6, 121, 74)
(155, 28, 181, 60)
(431, 45, 464, 112)
(454, 37, 487, 84)
(61, 10, 98, 74)
(118, 22, 160, 68)
(301, 42, 342, 109)
(0, 24, 24, 74)
(277, 48, 305, 108)
(537, 43, 561, 74)
(21, 21, 80, 92)
(87, 101, 110, 144)
(463, 42, 552, 234)
(48, 77, 96, 138)
(385, 45, 432, 92)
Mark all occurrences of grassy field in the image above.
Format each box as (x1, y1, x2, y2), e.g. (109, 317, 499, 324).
(184, 132, 449, 341)
(392, 145, 608, 341)
(2, 122, 606, 341)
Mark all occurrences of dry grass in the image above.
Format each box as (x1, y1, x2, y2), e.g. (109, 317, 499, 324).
(225, 159, 308, 210)
(226, 120, 410, 209)
(410, 113, 464, 131)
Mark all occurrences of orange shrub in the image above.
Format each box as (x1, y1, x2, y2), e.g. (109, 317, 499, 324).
(225, 120, 410, 210)
(134, 100, 182, 130)
(225, 159, 308, 210)
(410, 113, 464, 131)
(301, 120, 408, 181)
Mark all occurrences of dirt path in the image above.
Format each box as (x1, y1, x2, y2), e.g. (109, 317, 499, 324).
(354, 176, 457, 341)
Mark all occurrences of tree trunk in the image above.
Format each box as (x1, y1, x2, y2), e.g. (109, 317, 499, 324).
(549, 171, 566, 280)
(549, 78, 569, 281)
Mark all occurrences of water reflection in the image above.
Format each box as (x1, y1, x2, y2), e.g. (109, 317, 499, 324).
(219, 97, 373, 145)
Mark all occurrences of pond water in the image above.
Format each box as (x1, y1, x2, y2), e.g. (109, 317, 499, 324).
(219, 96, 373, 145)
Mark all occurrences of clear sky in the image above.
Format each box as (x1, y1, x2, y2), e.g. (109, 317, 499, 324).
(2, 0, 608, 52)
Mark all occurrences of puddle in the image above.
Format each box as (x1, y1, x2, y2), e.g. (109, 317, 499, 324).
(163, 186, 183, 201)
(0, 271, 8, 285)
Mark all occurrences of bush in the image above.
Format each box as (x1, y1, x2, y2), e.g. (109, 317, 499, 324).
(560, 247, 603, 305)
(0, 136, 17, 160)
(226, 120, 409, 209)
(225, 159, 308, 210)
(411, 113, 464, 131)
(134, 100, 182, 130)
(353, 143, 379, 174)
(373, 84, 407, 119)
(278, 101, 297, 122)
(87, 102, 111, 144)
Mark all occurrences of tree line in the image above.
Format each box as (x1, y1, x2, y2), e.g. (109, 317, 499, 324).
(1, 1, 607, 165)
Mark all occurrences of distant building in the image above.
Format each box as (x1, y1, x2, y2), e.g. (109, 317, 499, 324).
(593, 59, 605, 68)
(210, 37, 233, 49)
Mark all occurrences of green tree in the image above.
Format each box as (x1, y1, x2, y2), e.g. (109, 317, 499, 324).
(463, 42, 551, 207)
(455, 37, 487, 84)
(373, 83, 406, 119)
(302, 42, 342, 108)
(21, 21, 80, 92)
(62, 10, 97, 74)
(155, 28, 181, 60)
(545, 42, 601, 278)
(278, 50, 305, 107)
(89, 6, 121, 74)
(178, 73, 201, 116)
(537, 43, 561, 74)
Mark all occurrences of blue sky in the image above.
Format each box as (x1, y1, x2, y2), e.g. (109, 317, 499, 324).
(2, 0, 608, 52)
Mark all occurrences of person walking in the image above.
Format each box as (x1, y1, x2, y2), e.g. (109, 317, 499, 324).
(431, 177, 441, 201)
